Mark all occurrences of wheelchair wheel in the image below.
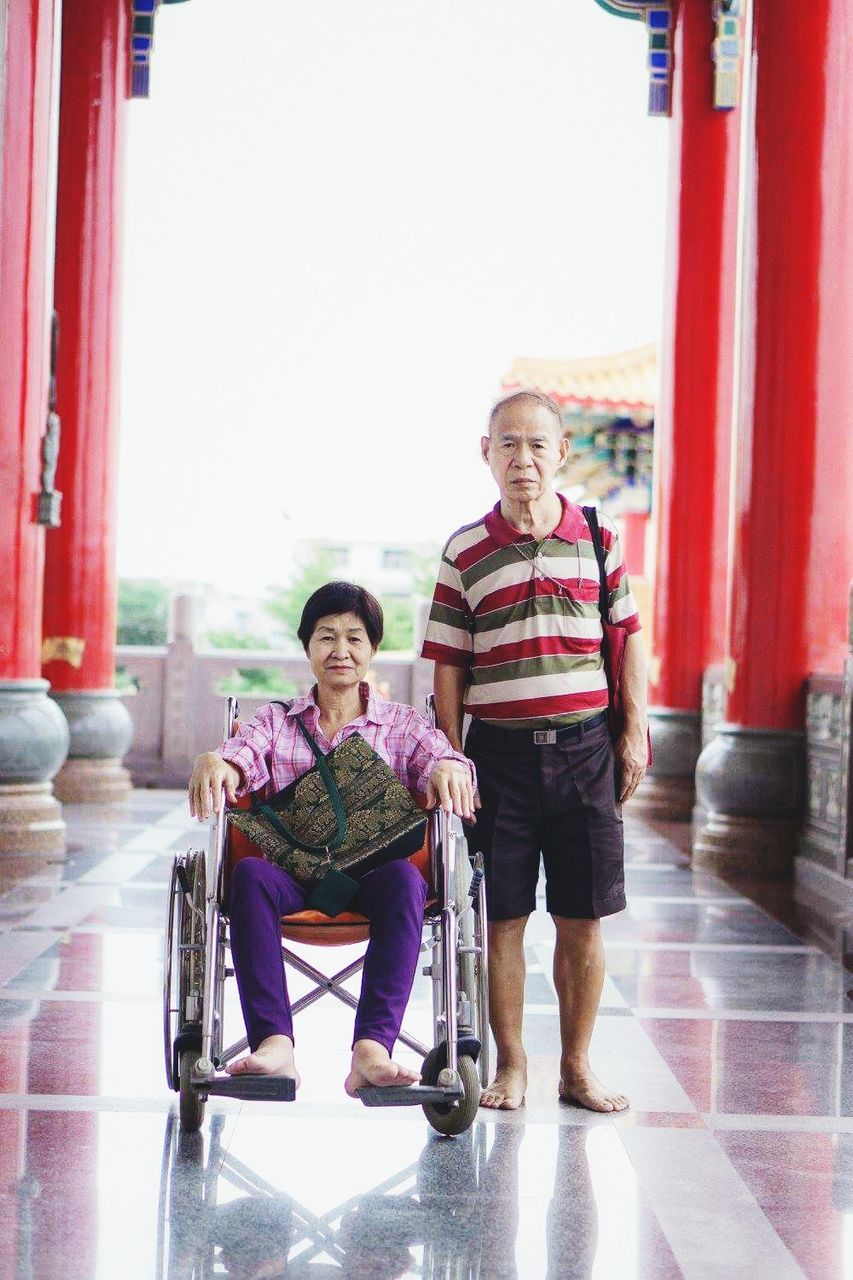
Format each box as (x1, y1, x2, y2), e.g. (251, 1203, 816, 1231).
(164, 851, 208, 1128)
(179, 1048, 206, 1133)
(421, 1049, 480, 1137)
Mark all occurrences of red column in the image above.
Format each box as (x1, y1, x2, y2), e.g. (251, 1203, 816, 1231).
(638, 0, 740, 818)
(695, 0, 847, 872)
(42, 0, 133, 802)
(803, 0, 853, 681)
(0, 0, 69, 852)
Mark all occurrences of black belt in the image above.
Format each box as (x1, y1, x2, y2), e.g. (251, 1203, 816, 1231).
(470, 711, 608, 746)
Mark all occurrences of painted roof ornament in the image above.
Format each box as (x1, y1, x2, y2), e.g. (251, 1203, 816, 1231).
(129, 0, 190, 99)
(502, 344, 656, 419)
(712, 0, 743, 109)
(593, 1, 674, 117)
(500, 344, 656, 511)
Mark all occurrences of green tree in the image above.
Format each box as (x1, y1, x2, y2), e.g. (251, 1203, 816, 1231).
(411, 546, 441, 598)
(381, 597, 414, 651)
(205, 629, 271, 651)
(265, 546, 438, 653)
(215, 668, 298, 697)
(116, 579, 169, 646)
(266, 550, 338, 643)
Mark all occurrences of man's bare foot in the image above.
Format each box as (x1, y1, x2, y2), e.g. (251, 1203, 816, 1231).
(559, 1065, 628, 1113)
(226, 1034, 299, 1085)
(480, 1064, 527, 1110)
(344, 1038, 420, 1097)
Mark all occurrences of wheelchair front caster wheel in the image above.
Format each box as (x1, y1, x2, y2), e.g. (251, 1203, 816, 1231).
(421, 1049, 480, 1137)
(179, 1049, 206, 1133)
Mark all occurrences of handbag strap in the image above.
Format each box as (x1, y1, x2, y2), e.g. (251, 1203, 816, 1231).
(255, 703, 347, 854)
(582, 505, 608, 622)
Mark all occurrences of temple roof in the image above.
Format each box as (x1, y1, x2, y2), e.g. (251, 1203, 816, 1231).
(501, 342, 657, 420)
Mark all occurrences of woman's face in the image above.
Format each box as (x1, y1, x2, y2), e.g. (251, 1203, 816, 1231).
(307, 611, 376, 695)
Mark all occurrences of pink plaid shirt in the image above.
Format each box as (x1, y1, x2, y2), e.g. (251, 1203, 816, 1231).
(220, 684, 475, 798)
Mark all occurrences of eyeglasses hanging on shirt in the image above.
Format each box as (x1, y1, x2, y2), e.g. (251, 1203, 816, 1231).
(512, 540, 585, 596)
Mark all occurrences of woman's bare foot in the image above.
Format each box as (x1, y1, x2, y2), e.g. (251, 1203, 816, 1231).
(480, 1063, 527, 1110)
(344, 1038, 420, 1097)
(226, 1034, 299, 1085)
(559, 1064, 628, 1113)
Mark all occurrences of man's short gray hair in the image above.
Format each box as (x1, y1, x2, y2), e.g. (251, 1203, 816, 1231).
(488, 389, 564, 435)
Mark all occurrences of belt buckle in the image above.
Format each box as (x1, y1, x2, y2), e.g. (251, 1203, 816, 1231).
(533, 729, 557, 745)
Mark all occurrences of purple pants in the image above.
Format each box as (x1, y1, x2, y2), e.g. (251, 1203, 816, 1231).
(227, 857, 427, 1055)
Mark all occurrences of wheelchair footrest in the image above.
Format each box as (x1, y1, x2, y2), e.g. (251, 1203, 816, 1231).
(196, 1074, 297, 1102)
(356, 1083, 463, 1108)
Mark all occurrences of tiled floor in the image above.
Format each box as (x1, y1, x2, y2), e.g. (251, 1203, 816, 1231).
(1, 791, 852, 1278)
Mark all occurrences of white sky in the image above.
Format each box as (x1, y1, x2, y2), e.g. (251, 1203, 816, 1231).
(117, 0, 669, 594)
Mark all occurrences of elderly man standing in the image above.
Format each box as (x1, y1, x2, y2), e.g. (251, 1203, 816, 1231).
(422, 390, 648, 1112)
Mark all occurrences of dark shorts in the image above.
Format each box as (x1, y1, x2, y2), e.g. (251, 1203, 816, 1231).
(465, 714, 626, 922)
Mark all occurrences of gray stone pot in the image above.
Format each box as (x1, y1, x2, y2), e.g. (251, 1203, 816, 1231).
(0, 680, 70, 783)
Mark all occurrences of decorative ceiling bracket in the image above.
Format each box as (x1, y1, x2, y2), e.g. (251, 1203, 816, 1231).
(712, 0, 743, 109)
(128, 0, 189, 99)
(592, 2, 674, 118)
(129, 0, 158, 98)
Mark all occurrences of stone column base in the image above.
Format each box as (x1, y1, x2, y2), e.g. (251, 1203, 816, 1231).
(632, 773, 696, 821)
(53, 757, 132, 804)
(49, 690, 133, 804)
(692, 813, 800, 876)
(631, 708, 701, 821)
(0, 782, 67, 854)
(693, 724, 805, 876)
(0, 680, 70, 854)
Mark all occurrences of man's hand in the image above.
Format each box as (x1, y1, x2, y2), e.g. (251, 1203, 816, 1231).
(615, 727, 647, 804)
(426, 760, 476, 821)
(189, 752, 242, 821)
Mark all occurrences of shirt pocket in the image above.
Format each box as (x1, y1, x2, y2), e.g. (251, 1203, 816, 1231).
(552, 578, 602, 641)
(562, 579, 599, 605)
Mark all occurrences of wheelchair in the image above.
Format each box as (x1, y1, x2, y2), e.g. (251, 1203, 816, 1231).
(164, 696, 490, 1137)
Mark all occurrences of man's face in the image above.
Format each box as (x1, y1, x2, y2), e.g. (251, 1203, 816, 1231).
(481, 401, 569, 504)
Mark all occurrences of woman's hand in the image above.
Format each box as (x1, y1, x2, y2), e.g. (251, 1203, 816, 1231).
(189, 752, 242, 821)
(426, 760, 476, 821)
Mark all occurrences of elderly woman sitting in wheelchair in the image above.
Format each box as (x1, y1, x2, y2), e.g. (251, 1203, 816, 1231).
(188, 580, 476, 1098)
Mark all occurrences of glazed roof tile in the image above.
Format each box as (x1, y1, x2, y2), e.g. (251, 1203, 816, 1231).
(501, 342, 656, 419)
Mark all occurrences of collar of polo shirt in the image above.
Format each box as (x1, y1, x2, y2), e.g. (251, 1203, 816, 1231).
(484, 493, 588, 547)
(284, 682, 395, 727)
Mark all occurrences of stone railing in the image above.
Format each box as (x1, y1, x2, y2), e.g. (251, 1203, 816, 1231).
(796, 646, 853, 946)
(117, 596, 432, 787)
(800, 674, 847, 874)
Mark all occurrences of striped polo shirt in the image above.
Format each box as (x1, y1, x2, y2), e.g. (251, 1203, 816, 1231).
(421, 495, 641, 729)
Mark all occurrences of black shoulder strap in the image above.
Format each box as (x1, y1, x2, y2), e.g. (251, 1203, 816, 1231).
(582, 505, 608, 622)
(259, 701, 347, 852)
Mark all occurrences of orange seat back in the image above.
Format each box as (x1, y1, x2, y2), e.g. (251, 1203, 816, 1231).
(223, 789, 432, 946)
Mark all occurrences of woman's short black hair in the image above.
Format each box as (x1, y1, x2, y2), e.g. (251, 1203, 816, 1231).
(297, 581, 384, 652)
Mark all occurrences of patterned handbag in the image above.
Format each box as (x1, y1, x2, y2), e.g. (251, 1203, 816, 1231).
(226, 710, 426, 917)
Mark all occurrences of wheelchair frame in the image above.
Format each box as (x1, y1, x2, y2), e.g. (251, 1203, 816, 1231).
(164, 695, 490, 1136)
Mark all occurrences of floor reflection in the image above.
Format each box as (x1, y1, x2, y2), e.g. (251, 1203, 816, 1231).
(157, 1116, 606, 1279)
(5, 799, 853, 1277)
